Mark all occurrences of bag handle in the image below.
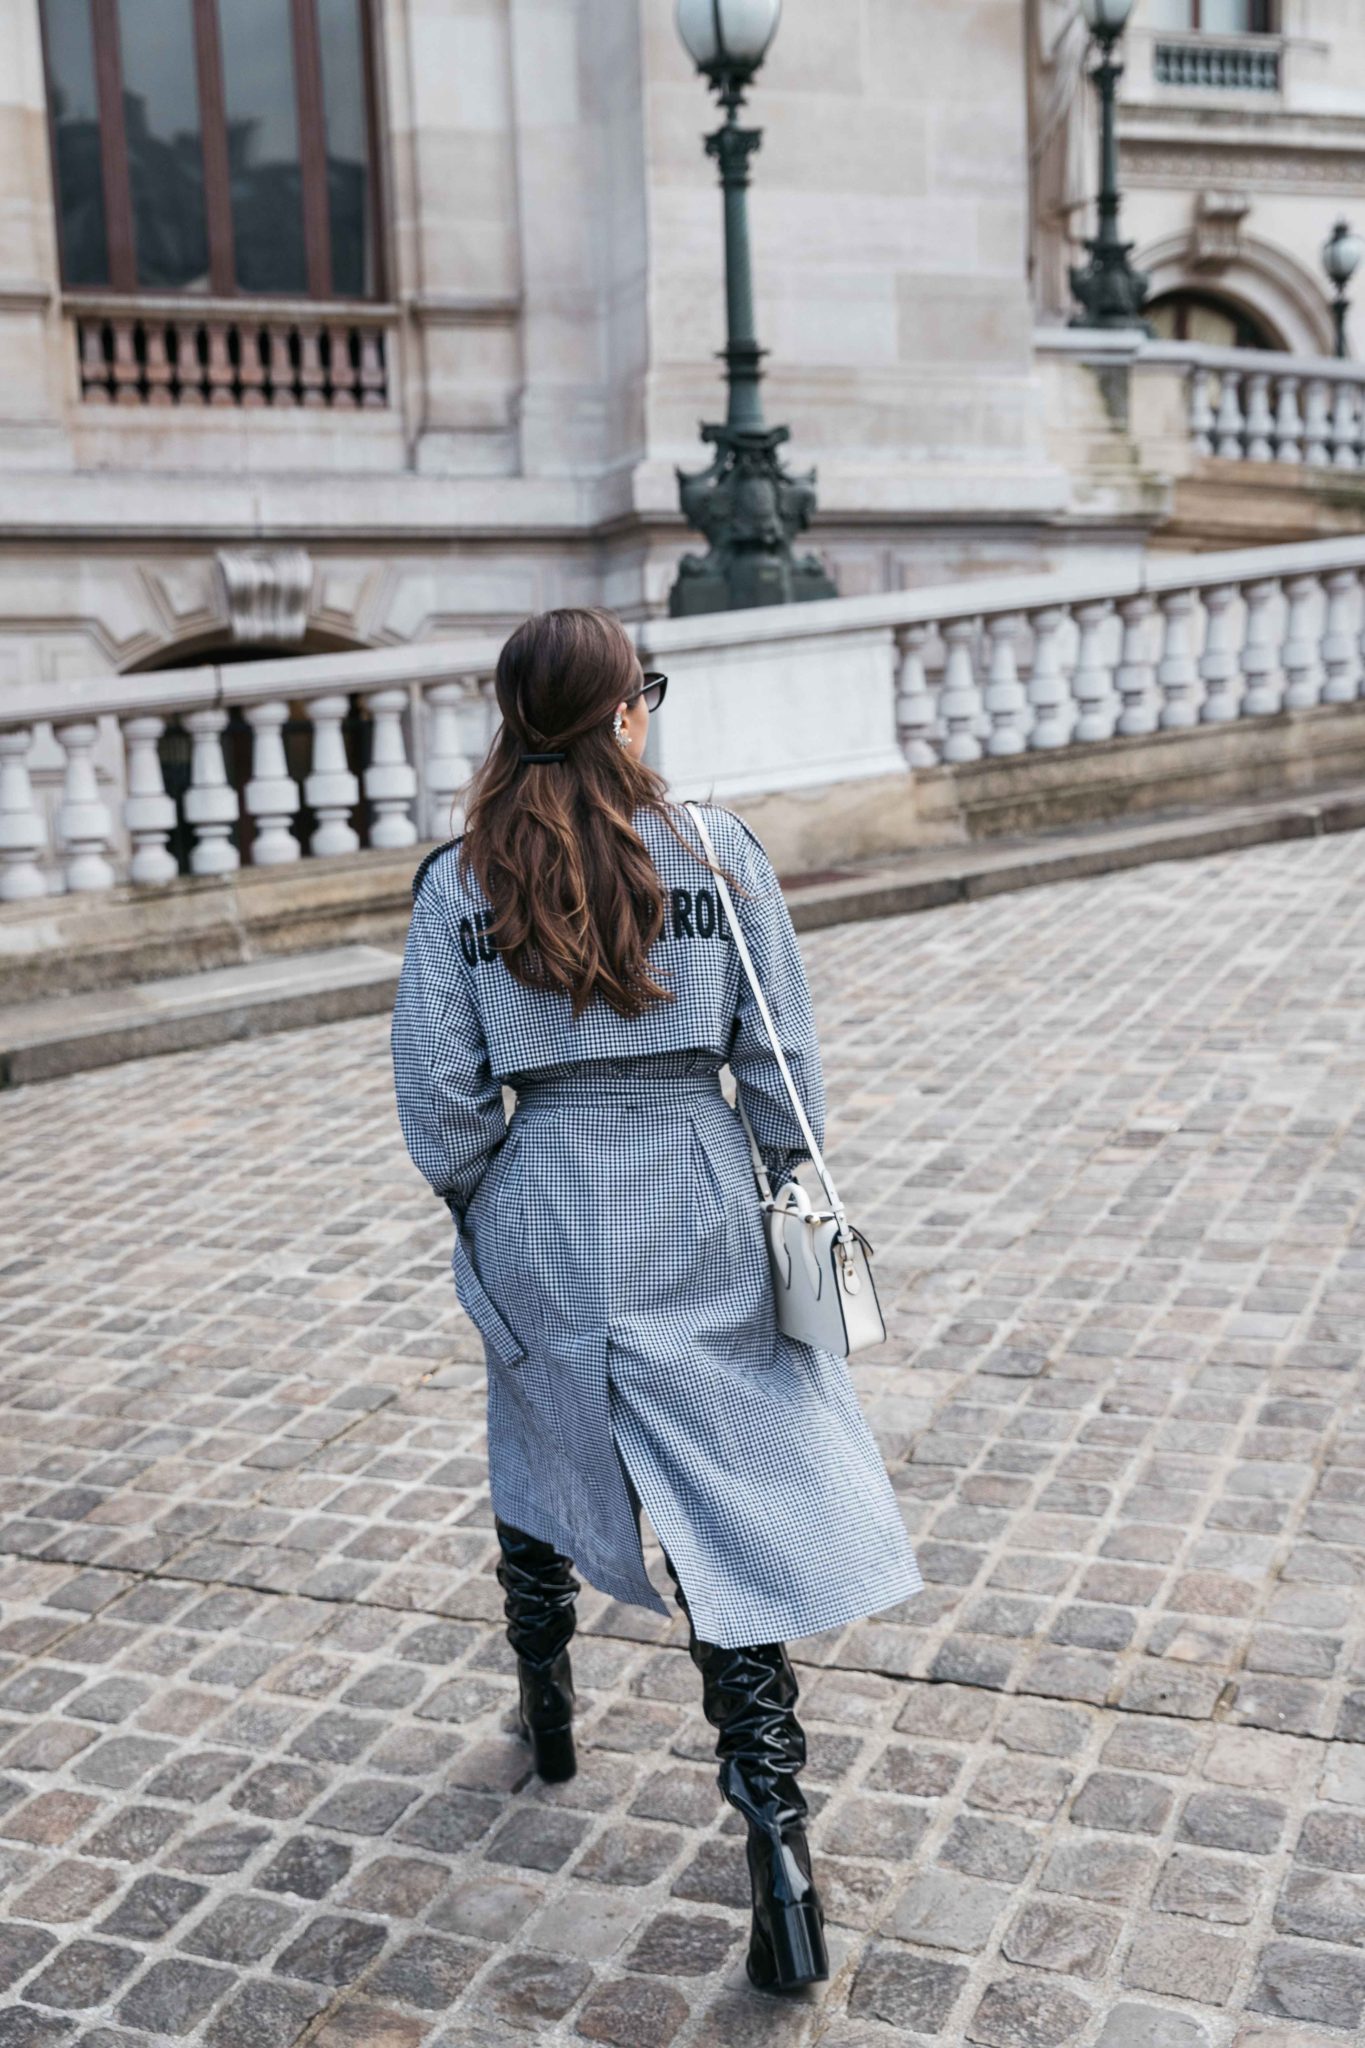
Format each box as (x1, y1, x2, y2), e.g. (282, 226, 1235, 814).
(684, 801, 849, 1238)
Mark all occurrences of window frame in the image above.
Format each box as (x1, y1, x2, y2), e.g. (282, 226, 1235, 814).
(39, 0, 384, 303)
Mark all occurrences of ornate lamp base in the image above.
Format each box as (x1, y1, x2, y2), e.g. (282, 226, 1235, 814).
(669, 422, 837, 617)
(1069, 238, 1153, 334)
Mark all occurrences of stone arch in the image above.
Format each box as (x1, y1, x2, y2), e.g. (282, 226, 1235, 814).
(122, 622, 375, 673)
(1134, 231, 1335, 357)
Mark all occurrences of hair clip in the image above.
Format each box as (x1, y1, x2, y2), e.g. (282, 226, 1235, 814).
(520, 750, 567, 764)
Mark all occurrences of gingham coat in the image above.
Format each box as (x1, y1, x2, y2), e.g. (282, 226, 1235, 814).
(391, 801, 922, 1648)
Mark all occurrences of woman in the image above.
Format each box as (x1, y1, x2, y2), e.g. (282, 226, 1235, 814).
(391, 607, 921, 1995)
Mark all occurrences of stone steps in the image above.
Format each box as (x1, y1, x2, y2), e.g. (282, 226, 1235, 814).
(0, 944, 403, 1089)
(4, 782, 1364, 1087)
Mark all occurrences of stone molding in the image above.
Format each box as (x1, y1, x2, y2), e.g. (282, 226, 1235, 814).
(214, 549, 315, 648)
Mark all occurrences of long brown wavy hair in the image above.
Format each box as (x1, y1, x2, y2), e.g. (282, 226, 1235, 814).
(460, 607, 698, 1019)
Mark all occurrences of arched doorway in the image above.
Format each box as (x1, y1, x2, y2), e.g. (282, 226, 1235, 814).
(1147, 289, 1281, 352)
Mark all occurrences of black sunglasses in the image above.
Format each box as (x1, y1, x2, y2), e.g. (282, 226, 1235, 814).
(626, 672, 668, 714)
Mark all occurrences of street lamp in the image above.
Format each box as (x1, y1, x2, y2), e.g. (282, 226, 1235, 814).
(1322, 220, 1364, 359)
(669, 0, 836, 617)
(1069, 0, 1152, 333)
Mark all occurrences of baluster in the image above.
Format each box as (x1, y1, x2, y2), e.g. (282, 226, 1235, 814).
(1071, 600, 1116, 743)
(299, 324, 326, 408)
(1240, 579, 1283, 716)
(423, 680, 477, 837)
(0, 727, 50, 900)
(1027, 605, 1070, 749)
(183, 707, 240, 875)
(363, 689, 418, 845)
(143, 323, 173, 406)
(243, 701, 302, 864)
(54, 720, 116, 891)
(358, 328, 386, 409)
(267, 324, 298, 407)
(938, 620, 983, 764)
(111, 319, 140, 405)
(981, 613, 1027, 756)
(329, 325, 358, 411)
(121, 715, 178, 885)
(1198, 583, 1240, 723)
(1188, 365, 1215, 456)
(1156, 589, 1199, 728)
(304, 695, 360, 856)
(1281, 573, 1324, 709)
(894, 624, 937, 767)
(177, 320, 206, 406)
(1213, 370, 1244, 459)
(1274, 375, 1303, 463)
(238, 323, 267, 409)
(205, 323, 235, 406)
(78, 320, 110, 402)
(1115, 594, 1157, 737)
(1321, 567, 1361, 704)
(1303, 378, 1332, 466)
(1331, 381, 1359, 469)
(1244, 371, 1274, 461)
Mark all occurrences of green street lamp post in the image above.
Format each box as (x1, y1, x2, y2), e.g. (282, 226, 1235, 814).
(669, 0, 836, 617)
(1069, 0, 1152, 333)
(1322, 220, 1364, 359)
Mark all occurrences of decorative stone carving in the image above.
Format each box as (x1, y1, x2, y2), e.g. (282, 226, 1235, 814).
(215, 548, 314, 647)
(1192, 191, 1251, 272)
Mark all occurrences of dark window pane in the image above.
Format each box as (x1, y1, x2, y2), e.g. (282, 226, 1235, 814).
(41, 0, 109, 286)
(318, 0, 374, 298)
(118, 0, 210, 289)
(218, 0, 308, 294)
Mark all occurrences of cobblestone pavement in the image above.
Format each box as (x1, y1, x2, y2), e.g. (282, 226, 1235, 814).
(3, 830, 1365, 2048)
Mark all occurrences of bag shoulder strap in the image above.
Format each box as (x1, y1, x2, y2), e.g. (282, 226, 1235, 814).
(684, 801, 846, 1230)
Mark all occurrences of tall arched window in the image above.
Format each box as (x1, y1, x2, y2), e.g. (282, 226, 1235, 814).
(39, 0, 381, 301)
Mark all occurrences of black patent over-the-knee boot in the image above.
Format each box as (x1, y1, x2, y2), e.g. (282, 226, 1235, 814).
(669, 1567, 828, 1994)
(495, 1518, 579, 1783)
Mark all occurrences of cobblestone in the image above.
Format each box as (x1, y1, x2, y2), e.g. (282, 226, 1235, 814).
(4, 832, 1365, 2042)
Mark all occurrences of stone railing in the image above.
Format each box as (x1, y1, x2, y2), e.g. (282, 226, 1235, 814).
(68, 295, 395, 409)
(636, 536, 1365, 794)
(5, 535, 1365, 899)
(1153, 36, 1281, 93)
(0, 639, 501, 900)
(1157, 343, 1365, 469)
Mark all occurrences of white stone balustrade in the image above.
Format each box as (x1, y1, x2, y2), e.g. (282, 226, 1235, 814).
(635, 537, 1365, 789)
(1151, 342, 1365, 470)
(6, 539, 1365, 899)
(0, 640, 500, 900)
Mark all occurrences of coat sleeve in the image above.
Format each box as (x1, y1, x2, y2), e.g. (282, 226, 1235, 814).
(721, 813, 827, 1184)
(390, 875, 507, 1225)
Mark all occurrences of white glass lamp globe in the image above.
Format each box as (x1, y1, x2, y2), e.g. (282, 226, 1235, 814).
(1324, 221, 1365, 288)
(1079, 0, 1136, 33)
(676, 0, 783, 73)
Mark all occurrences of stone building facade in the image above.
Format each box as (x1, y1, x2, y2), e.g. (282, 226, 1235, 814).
(0, 0, 1362, 692)
(1032, 0, 1365, 354)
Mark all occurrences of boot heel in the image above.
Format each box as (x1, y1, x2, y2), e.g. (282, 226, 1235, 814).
(527, 1721, 576, 1783)
(747, 1899, 828, 1994)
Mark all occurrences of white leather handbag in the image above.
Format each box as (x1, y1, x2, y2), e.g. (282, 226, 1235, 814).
(685, 803, 886, 1360)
